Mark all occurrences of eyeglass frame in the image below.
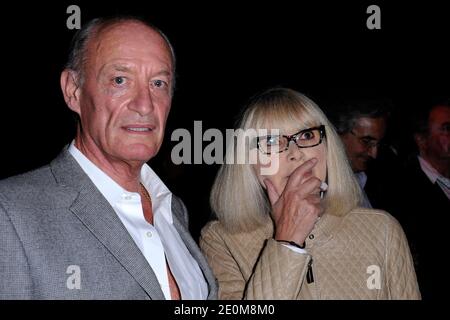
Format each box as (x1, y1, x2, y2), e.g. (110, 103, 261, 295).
(256, 125, 326, 155)
(349, 130, 384, 149)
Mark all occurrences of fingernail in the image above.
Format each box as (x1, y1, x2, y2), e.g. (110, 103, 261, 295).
(310, 158, 318, 164)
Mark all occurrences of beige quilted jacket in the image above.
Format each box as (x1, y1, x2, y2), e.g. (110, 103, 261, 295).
(200, 207, 420, 300)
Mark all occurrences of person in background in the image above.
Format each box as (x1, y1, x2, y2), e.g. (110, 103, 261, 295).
(328, 98, 394, 209)
(200, 88, 420, 299)
(396, 100, 450, 300)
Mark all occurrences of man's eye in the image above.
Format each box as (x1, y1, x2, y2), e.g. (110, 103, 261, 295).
(152, 79, 167, 88)
(113, 76, 126, 85)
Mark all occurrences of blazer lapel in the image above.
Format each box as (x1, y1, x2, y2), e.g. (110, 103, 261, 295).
(50, 147, 165, 299)
(171, 200, 218, 299)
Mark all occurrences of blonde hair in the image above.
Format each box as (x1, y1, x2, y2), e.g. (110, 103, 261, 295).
(210, 87, 362, 233)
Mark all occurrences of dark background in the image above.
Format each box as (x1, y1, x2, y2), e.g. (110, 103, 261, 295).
(1, 1, 448, 240)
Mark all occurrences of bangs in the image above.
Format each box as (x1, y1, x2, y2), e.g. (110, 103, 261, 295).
(244, 91, 322, 134)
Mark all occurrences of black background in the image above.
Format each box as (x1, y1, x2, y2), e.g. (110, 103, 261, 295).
(1, 0, 449, 240)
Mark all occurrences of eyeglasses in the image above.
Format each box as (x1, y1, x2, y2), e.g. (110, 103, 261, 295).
(257, 125, 326, 155)
(349, 130, 383, 149)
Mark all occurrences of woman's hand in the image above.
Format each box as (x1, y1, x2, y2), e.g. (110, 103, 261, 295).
(264, 158, 324, 247)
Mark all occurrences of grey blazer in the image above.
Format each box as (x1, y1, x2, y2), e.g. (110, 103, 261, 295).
(0, 147, 218, 299)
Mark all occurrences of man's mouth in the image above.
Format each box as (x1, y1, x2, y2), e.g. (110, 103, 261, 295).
(126, 128, 152, 132)
(358, 156, 370, 163)
(122, 125, 155, 133)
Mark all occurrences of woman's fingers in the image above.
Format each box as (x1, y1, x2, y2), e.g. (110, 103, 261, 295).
(264, 179, 280, 206)
(289, 176, 322, 198)
(284, 158, 318, 191)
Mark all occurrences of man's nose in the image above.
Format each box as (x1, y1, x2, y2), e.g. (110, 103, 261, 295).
(367, 145, 378, 159)
(128, 86, 154, 116)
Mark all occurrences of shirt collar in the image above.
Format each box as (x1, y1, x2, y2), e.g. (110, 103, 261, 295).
(68, 141, 173, 223)
(354, 171, 368, 189)
(418, 155, 441, 184)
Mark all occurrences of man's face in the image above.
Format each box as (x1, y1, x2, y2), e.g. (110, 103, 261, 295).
(340, 117, 387, 172)
(421, 106, 450, 161)
(71, 22, 173, 165)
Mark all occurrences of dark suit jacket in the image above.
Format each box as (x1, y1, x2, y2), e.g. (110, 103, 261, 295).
(391, 156, 449, 300)
(0, 148, 218, 299)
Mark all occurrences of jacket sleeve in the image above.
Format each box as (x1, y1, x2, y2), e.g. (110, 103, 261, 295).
(0, 201, 33, 299)
(386, 215, 421, 299)
(200, 222, 311, 300)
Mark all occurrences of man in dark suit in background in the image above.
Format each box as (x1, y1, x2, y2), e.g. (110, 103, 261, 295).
(396, 100, 450, 300)
(0, 16, 217, 299)
(328, 98, 395, 209)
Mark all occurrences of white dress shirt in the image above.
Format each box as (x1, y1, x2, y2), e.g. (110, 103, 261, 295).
(68, 142, 208, 299)
(355, 171, 373, 208)
(418, 156, 450, 200)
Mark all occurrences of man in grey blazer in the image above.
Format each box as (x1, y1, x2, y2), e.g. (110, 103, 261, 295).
(0, 16, 217, 299)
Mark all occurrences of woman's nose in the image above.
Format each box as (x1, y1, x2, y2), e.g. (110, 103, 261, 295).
(286, 141, 304, 161)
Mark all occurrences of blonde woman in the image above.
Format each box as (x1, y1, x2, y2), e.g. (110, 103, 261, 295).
(200, 88, 420, 299)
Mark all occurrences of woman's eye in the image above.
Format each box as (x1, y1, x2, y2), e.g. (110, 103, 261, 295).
(266, 136, 279, 145)
(300, 131, 315, 140)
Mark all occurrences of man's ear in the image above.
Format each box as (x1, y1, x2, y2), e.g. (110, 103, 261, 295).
(60, 69, 82, 115)
(414, 133, 427, 154)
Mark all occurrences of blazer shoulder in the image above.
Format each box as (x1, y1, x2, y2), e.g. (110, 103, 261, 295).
(0, 164, 53, 192)
(0, 164, 69, 209)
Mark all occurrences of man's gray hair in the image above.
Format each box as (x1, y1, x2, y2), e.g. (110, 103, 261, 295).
(65, 15, 176, 89)
(329, 98, 392, 135)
